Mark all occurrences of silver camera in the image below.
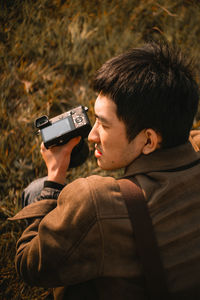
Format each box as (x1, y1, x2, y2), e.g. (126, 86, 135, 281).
(35, 106, 92, 168)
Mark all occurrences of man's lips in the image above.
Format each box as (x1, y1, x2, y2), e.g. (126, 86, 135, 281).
(95, 145, 102, 158)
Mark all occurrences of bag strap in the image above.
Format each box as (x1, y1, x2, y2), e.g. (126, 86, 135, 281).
(118, 178, 169, 300)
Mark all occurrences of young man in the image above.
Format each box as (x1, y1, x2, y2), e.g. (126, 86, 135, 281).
(11, 42, 200, 299)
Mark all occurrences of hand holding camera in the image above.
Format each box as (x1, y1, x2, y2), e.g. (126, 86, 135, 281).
(40, 136, 81, 184)
(35, 106, 92, 183)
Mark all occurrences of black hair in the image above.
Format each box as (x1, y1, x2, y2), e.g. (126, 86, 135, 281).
(93, 42, 199, 148)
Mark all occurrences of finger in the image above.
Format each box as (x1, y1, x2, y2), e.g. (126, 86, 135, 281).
(189, 135, 199, 152)
(65, 136, 81, 153)
(50, 136, 81, 154)
(40, 142, 46, 153)
(190, 130, 200, 137)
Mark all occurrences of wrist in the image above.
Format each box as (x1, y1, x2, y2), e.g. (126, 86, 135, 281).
(47, 170, 67, 185)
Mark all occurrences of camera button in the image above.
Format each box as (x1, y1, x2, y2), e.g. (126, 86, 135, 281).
(75, 116, 83, 123)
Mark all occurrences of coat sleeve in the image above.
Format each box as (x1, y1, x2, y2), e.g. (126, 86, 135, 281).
(13, 177, 103, 288)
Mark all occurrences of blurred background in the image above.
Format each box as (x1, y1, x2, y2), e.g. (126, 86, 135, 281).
(1, 0, 200, 298)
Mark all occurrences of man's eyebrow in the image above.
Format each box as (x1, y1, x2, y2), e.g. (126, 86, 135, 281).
(94, 113, 111, 125)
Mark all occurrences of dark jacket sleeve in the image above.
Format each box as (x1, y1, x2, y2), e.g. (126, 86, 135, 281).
(10, 177, 103, 288)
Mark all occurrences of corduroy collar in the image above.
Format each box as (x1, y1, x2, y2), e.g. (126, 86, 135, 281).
(124, 142, 200, 178)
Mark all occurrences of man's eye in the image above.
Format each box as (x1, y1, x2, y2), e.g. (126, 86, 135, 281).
(101, 124, 109, 129)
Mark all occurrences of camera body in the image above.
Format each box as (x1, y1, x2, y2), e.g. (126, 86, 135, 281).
(35, 106, 91, 149)
(35, 106, 92, 168)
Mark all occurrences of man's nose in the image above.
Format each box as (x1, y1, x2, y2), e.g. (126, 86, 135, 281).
(88, 122, 100, 143)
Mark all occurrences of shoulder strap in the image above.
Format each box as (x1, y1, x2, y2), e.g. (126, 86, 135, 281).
(118, 178, 169, 300)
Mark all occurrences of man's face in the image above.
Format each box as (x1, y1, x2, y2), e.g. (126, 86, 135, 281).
(88, 94, 144, 170)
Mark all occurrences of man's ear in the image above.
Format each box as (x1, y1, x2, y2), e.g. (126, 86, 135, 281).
(142, 129, 162, 155)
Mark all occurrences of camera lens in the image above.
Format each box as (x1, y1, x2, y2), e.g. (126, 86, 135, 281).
(69, 138, 89, 168)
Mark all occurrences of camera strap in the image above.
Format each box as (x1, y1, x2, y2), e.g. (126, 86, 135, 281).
(118, 178, 169, 300)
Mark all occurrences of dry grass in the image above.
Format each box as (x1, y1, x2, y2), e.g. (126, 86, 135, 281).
(1, 0, 200, 298)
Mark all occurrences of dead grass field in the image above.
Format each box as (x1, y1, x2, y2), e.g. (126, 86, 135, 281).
(1, 0, 200, 298)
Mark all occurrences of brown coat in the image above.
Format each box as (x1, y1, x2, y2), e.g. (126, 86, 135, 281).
(10, 143, 200, 299)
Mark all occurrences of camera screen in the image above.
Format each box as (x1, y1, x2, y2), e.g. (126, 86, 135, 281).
(41, 117, 73, 141)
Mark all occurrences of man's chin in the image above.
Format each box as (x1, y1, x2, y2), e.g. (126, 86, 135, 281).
(97, 160, 108, 170)
(97, 159, 119, 171)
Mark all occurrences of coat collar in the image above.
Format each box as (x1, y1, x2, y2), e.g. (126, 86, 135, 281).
(124, 142, 200, 177)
